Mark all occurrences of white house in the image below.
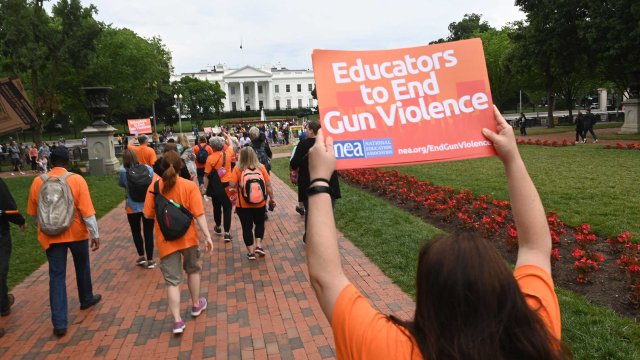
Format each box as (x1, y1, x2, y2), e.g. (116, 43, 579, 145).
(170, 63, 317, 112)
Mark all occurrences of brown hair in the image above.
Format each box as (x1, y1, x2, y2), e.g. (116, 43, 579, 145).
(163, 143, 178, 154)
(122, 149, 139, 168)
(160, 150, 182, 194)
(390, 232, 571, 359)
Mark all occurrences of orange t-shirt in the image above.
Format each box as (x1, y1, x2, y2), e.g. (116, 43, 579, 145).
(332, 265, 561, 360)
(204, 148, 233, 183)
(193, 144, 213, 169)
(27, 168, 96, 250)
(128, 143, 157, 166)
(230, 165, 270, 208)
(142, 177, 204, 259)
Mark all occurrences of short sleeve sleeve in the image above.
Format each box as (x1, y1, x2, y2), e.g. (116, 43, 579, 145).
(143, 181, 156, 219)
(188, 181, 205, 217)
(74, 175, 96, 218)
(514, 265, 562, 340)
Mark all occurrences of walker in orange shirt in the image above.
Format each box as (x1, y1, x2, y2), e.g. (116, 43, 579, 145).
(305, 107, 571, 360)
(202, 136, 235, 242)
(143, 151, 213, 335)
(127, 135, 157, 166)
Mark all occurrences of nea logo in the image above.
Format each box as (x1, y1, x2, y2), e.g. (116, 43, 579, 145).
(334, 140, 365, 159)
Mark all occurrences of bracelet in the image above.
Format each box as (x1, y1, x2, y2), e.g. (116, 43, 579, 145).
(307, 185, 332, 197)
(309, 178, 330, 186)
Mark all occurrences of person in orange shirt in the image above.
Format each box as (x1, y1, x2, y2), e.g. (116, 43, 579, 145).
(192, 136, 213, 186)
(27, 146, 102, 337)
(228, 147, 275, 260)
(128, 135, 157, 166)
(202, 136, 234, 242)
(143, 150, 213, 335)
(305, 107, 571, 360)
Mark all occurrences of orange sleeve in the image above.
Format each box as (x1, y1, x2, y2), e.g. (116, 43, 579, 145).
(143, 180, 157, 219)
(187, 181, 205, 217)
(261, 165, 270, 183)
(514, 265, 562, 340)
(148, 147, 157, 165)
(72, 175, 96, 218)
(332, 284, 420, 360)
(204, 152, 220, 175)
(27, 177, 42, 216)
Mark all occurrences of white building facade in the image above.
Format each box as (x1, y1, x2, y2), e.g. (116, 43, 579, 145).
(170, 64, 317, 112)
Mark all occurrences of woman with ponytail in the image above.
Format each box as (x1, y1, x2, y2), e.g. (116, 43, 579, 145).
(143, 150, 214, 335)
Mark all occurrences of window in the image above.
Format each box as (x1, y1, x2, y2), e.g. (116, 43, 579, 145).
(298, 99, 303, 108)
(297, 84, 301, 92)
(308, 84, 313, 91)
(286, 84, 290, 93)
(230, 87, 236, 95)
(244, 86, 249, 94)
(309, 99, 314, 107)
(286, 99, 291, 109)
(274, 85, 279, 93)
(275, 100, 280, 110)
(259, 100, 263, 109)
(258, 85, 263, 94)
(231, 102, 237, 111)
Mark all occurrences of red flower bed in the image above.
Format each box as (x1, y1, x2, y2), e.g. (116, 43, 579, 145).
(517, 138, 576, 147)
(341, 168, 640, 316)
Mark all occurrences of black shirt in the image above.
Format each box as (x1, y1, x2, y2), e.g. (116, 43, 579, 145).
(0, 178, 26, 235)
(290, 137, 341, 203)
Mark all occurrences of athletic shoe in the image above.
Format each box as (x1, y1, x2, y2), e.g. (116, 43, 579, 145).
(191, 297, 207, 317)
(264, 213, 269, 221)
(19, 171, 24, 175)
(10, 173, 14, 176)
(255, 247, 266, 256)
(213, 226, 222, 235)
(146, 260, 156, 269)
(224, 233, 232, 243)
(295, 206, 305, 216)
(1, 294, 14, 316)
(80, 294, 102, 310)
(173, 321, 186, 334)
(594, 139, 599, 143)
(136, 256, 147, 267)
(53, 327, 67, 337)
(247, 253, 256, 260)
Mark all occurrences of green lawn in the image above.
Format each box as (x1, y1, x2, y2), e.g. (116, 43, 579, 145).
(4, 174, 122, 289)
(388, 145, 640, 239)
(272, 157, 640, 359)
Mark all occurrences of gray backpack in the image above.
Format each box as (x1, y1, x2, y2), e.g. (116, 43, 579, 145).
(37, 172, 76, 236)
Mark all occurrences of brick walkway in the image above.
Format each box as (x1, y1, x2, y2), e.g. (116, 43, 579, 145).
(0, 173, 415, 359)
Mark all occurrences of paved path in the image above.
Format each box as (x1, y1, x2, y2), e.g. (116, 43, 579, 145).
(0, 173, 415, 359)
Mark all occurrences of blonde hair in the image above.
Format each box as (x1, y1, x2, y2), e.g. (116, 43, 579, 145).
(177, 133, 190, 148)
(237, 147, 262, 172)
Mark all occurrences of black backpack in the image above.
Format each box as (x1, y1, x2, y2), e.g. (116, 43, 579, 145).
(196, 144, 209, 164)
(251, 142, 271, 172)
(126, 164, 153, 202)
(206, 152, 227, 199)
(151, 180, 193, 241)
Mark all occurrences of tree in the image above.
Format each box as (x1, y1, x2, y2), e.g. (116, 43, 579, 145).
(430, 13, 492, 44)
(477, 27, 519, 110)
(172, 76, 226, 128)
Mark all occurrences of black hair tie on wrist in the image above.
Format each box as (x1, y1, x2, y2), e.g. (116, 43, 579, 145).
(309, 178, 330, 186)
(307, 185, 332, 197)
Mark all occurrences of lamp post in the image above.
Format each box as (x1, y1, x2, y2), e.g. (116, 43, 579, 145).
(174, 93, 183, 134)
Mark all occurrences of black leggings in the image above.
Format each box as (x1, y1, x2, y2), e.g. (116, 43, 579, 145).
(236, 207, 266, 247)
(31, 156, 37, 171)
(126, 213, 155, 260)
(212, 193, 232, 232)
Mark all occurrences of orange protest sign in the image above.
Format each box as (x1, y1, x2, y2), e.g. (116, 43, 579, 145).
(127, 118, 152, 135)
(312, 38, 496, 170)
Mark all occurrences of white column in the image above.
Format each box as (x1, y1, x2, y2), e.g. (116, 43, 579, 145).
(598, 88, 608, 111)
(223, 81, 230, 112)
(239, 81, 245, 111)
(268, 81, 274, 109)
(254, 81, 259, 110)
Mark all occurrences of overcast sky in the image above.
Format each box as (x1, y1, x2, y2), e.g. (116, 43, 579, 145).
(47, 0, 524, 75)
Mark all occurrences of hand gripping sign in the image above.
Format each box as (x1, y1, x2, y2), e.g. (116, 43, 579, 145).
(127, 118, 152, 135)
(312, 38, 497, 170)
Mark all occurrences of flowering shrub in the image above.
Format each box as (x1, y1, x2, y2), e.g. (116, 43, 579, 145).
(572, 224, 604, 283)
(607, 231, 634, 252)
(604, 143, 640, 150)
(517, 138, 575, 147)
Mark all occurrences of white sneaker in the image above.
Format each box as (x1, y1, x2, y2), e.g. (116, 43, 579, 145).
(19, 171, 24, 175)
(594, 139, 598, 143)
(10, 173, 14, 176)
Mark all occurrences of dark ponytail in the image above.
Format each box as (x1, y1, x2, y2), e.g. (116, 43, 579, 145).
(161, 150, 182, 194)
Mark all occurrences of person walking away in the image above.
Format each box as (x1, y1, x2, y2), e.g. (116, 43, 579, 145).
(203, 136, 234, 242)
(27, 146, 101, 337)
(119, 149, 156, 269)
(290, 121, 341, 243)
(518, 112, 527, 136)
(177, 133, 198, 184)
(8, 141, 23, 175)
(192, 136, 213, 187)
(128, 135, 157, 166)
(247, 127, 273, 219)
(584, 108, 599, 143)
(305, 106, 570, 359)
(0, 178, 26, 338)
(229, 147, 275, 260)
(575, 111, 586, 143)
(143, 151, 213, 334)
(29, 144, 38, 172)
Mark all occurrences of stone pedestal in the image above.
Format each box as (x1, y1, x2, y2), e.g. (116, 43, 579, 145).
(81, 125, 120, 174)
(620, 98, 640, 134)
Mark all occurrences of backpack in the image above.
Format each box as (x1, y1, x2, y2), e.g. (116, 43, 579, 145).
(151, 180, 193, 241)
(126, 164, 153, 202)
(196, 144, 209, 164)
(205, 152, 226, 199)
(240, 167, 267, 204)
(37, 172, 76, 236)
(251, 142, 271, 171)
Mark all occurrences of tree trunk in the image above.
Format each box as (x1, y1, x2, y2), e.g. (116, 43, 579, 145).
(545, 73, 555, 128)
(30, 69, 43, 147)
